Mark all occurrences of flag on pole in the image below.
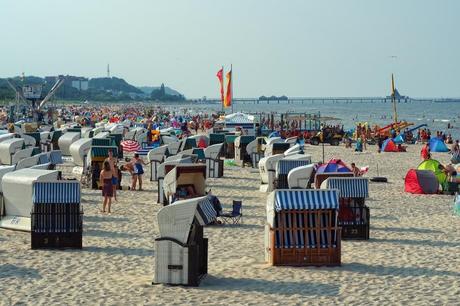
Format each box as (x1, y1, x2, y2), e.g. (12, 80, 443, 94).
(216, 68, 224, 104)
(224, 68, 232, 108)
(391, 73, 398, 123)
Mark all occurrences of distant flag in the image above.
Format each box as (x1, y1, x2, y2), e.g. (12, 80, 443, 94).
(216, 67, 224, 104)
(391, 73, 398, 123)
(224, 67, 232, 108)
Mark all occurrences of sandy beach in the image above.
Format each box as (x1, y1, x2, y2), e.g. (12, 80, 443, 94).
(0, 144, 459, 305)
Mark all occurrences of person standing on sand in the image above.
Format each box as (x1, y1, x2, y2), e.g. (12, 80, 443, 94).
(132, 153, 147, 191)
(421, 143, 430, 160)
(100, 161, 114, 213)
(105, 149, 118, 201)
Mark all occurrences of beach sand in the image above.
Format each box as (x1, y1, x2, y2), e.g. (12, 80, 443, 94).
(1, 144, 459, 305)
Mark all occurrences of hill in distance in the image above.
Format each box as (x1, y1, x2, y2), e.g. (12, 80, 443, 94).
(138, 86, 182, 96)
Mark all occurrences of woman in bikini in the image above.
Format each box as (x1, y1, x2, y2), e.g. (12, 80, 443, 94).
(100, 161, 114, 213)
(132, 153, 147, 191)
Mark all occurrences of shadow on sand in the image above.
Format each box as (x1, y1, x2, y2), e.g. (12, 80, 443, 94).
(341, 262, 460, 278)
(371, 226, 444, 235)
(84, 229, 138, 239)
(0, 264, 42, 280)
(81, 246, 153, 257)
(84, 215, 130, 223)
(368, 237, 460, 248)
(200, 275, 340, 297)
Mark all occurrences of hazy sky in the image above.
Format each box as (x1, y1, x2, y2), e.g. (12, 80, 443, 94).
(1, 0, 459, 98)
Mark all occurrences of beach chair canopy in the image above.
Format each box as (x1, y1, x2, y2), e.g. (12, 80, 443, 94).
(204, 143, 223, 160)
(0, 138, 24, 164)
(287, 164, 315, 189)
(209, 133, 225, 145)
(90, 146, 118, 159)
(267, 189, 339, 227)
(164, 164, 207, 198)
(276, 159, 311, 176)
(92, 138, 113, 147)
(235, 136, 255, 147)
(58, 132, 81, 156)
(404, 169, 439, 194)
(157, 196, 217, 244)
(49, 150, 63, 165)
(284, 144, 301, 156)
(157, 157, 194, 178)
(323, 177, 369, 198)
(417, 159, 447, 184)
(147, 145, 168, 162)
(429, 138, 449, 152)
(0, 169, 60, 231)
(224, 113, 254, 128)
(33, 181, 81, 204)
(70, 138, 92, 166)
(316, 159, 352, 174)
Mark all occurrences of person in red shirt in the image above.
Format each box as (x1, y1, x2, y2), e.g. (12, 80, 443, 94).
(421, 143, 430, 160)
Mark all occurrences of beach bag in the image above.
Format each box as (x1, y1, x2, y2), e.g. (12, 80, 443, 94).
(454, 194, 460, 216)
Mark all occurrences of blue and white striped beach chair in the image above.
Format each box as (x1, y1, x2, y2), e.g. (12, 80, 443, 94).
(325, 177, 370, 240)
(31, 181, 83, 249)
(266, 189, 341, 266)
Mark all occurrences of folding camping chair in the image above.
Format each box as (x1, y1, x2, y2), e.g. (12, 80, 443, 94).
(220, 200, 243, 224)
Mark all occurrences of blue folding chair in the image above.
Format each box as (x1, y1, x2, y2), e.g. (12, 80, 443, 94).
(220, 200, 243, 224)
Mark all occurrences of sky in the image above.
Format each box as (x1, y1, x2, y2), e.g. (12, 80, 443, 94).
(1, 0, 459, 98)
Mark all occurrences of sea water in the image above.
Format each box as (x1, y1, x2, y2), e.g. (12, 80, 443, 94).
(162, 99, 460, 140)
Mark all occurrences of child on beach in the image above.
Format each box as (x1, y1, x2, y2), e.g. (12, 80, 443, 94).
(132, 153, 147, 191)
(100, 161, 114, 213)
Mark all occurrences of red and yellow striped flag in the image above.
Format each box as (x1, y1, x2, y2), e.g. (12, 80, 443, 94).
(216, 68, 224, 104)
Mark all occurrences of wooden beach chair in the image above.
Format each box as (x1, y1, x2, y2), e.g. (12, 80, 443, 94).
(323, 177, 370, 240)
(274, 158, 311, 189)
(204, 143, 224, 178)
(265, 189, 341, 266)
(154, 196, 217, 286)
(31, 181, 83, 249)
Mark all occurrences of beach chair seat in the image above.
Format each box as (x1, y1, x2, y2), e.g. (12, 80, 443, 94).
(220, 200, 243, 224)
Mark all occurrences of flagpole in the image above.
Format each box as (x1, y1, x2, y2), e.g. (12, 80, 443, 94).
(221, 65, 224, 114)
(231, 64, 234, 113)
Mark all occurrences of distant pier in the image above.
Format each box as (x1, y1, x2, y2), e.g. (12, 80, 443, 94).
(193, 97, 426, 104)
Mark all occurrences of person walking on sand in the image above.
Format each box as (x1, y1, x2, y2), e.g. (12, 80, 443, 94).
(100, 161, 114, 213)
(132, 153, 147, 191)
(105, 149, 118, 201)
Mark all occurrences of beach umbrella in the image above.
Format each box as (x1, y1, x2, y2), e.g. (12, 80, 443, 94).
(121, 140, 141, 152)
(316, 158, 352, 174)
